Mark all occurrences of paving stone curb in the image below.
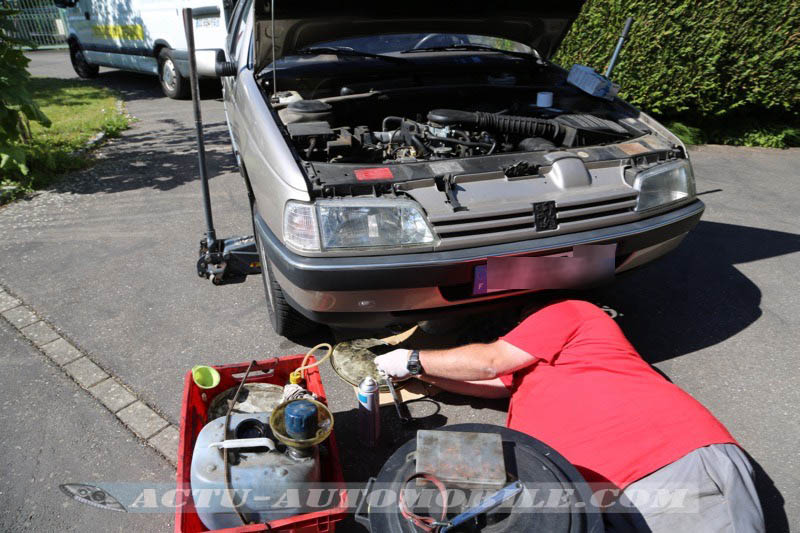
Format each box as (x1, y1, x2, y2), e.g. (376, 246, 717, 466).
(0, 285, 179, 467)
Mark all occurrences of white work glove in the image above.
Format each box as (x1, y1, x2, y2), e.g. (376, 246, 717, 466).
(374, 349, 411, 380)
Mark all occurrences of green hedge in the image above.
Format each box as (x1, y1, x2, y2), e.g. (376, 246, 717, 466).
(1, 7, 50, 178)
(554, 0, 800, 119)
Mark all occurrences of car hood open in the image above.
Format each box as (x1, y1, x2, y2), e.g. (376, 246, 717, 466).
(253, 0, 586, 68)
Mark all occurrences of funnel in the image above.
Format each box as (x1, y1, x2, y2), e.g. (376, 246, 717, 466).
(270, 398, 333, 450)
(192, 365, 221, 389)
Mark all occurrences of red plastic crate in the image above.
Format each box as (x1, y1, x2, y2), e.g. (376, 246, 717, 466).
(175, 356, 349, 533)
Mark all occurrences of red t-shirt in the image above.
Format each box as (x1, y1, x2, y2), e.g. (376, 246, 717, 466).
(499, 300, 735, 489)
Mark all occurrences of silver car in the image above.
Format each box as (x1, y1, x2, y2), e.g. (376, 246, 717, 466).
(209, 1, 703, 337)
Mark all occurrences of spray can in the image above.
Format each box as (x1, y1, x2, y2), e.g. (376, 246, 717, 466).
(357, 376, 380, 447)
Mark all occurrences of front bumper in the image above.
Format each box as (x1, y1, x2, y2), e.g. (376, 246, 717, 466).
(256, 200, 704, 327)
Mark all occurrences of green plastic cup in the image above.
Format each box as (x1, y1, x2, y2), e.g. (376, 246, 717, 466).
(192, 365, 220, 389)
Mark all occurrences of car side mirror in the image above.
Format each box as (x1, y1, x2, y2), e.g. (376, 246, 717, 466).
(195, 49, 237, 78)
(53, 0, 78, 7)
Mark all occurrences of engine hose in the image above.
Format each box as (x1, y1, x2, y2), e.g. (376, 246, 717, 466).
(476, 111, 562, 139)
(400, 119, 429, 155)
(427, 109, 566, 142)
(410, 134, 429, 155)
(382, 116, 404, 132)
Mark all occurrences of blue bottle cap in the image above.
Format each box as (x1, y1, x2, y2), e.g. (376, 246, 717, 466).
(284, 400, 318, 441)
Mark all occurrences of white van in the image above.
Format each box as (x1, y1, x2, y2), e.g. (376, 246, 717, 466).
(54, 0, 233, 98)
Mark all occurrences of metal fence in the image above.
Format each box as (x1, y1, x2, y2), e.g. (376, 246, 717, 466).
(4, 0, 69, 48)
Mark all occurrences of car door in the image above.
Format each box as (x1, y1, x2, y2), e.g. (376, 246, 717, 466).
(221, 0, 254, 158)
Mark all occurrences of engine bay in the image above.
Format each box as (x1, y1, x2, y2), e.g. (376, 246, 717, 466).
(272, 85, 646, 165)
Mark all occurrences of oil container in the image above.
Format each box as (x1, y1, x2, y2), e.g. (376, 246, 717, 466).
(190, 411, 321, 530)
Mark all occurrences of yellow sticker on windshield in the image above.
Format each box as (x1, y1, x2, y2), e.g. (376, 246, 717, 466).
(92, 24, 144, 40)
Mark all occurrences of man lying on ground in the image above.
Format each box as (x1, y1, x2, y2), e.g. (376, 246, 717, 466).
(375, 299, 764, 533)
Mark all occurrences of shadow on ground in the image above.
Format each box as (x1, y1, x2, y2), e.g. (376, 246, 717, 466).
(31, 68, 233, 197)
(585, 220, 800, 364)
(49, 120, 236, 195)
(93, 70, 223, 103)
(746, 452, 790, 533)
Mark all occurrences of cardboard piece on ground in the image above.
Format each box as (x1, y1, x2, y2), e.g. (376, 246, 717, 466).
(380, 325, 419, 346)
(381, 324, 467, 350)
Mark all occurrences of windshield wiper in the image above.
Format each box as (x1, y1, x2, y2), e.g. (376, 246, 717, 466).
(401, 44, 540, 62)
(295, 46, 410, 65)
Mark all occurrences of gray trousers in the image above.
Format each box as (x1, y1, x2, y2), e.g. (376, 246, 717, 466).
(607, 444, 765, 533)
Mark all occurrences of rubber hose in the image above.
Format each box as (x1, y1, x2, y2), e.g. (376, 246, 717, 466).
(475, 111, 562, 139)
(296, 343, 333, 372)
(427, 109, 563, 141)
(382, 116, 404, 132)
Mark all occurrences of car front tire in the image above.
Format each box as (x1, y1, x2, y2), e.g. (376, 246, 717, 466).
(69, 41, 99, 79)
(253, 210, 319, 338)
(157, 48, 189, 99)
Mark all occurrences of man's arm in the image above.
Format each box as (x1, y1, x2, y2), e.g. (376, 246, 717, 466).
(375, 340, 534, 381)
(416, 375, 512, 399)
(419, 340, 534, 381)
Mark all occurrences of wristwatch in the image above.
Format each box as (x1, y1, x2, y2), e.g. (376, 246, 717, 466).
(406, 349, 424, 376)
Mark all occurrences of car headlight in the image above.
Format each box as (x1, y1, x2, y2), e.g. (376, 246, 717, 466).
(634, 159, 696, 212)
(283, 198, 437, 252)
(318, 198, 436, 250)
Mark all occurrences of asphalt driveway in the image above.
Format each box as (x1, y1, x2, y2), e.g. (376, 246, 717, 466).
(1, 50, 797, 531)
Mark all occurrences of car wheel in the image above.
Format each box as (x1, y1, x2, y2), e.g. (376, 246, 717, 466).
(253, 212, 319, 338)
(157, 48, 189, 99)
(69, 41, 99, 79)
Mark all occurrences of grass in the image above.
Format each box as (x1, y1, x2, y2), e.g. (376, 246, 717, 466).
(1, 77, 130, 203)
(663, 113, 800, 149)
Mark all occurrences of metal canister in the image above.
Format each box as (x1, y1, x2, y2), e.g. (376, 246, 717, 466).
(357, 376, 380, 447)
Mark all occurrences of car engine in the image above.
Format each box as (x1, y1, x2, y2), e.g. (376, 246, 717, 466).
(277, 92, 639, 164)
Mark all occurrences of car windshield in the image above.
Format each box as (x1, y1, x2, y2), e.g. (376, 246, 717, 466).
(297, 33, 532, 56)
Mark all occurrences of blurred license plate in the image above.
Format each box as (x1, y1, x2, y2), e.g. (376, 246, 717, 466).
(472, 244, 615, 295)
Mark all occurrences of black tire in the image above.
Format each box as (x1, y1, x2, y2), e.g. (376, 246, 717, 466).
(69, 41, 99, 79)
(253, 211, 319, 338)
(157, 48, 189, 99)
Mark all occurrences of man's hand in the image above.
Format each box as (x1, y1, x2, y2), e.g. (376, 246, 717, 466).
(374, 349, 411, 380)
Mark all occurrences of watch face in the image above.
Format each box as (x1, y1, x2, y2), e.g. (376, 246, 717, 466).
(407, 351, 422, 374)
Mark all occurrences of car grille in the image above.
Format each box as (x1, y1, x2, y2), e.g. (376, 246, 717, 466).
(429, 190, 638, 250)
